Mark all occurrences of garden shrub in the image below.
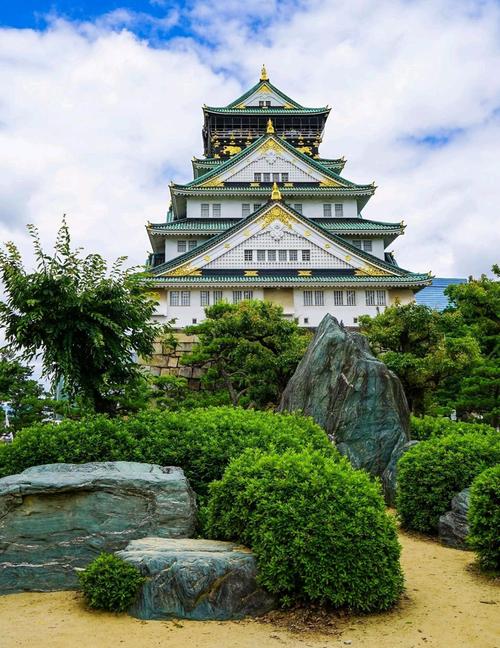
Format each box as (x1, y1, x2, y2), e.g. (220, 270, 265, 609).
(410, 415, 496, 441)
(78, 553, 145, 612)
(0, 416, 138, 478)
(128, 406, 337, 497)
(207, 449, 404, 612)
(468, 465, 500, 572)
(397, 432, 500, 534)
(0, 407, 334, 501)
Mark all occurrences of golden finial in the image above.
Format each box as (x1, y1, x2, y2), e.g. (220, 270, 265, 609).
(260, 64, 269, 81)
(266, 118, 275, 134)
(271, 182, 282, 201)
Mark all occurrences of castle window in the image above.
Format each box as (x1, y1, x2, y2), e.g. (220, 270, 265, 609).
(244, 290, 253, 300)
(301, 249, 310, 262)
(254, 173, 262, 182)
(289, 249, 298, 261)
(335, 204, 344, 217)
(263, 172, 271, 182)
(177, 240, 187, 253)
(170, 291, 190, 307)
(212, 204, 221, 217)
(333, 290, 344, 306)
(365, 290, 376, 306)
(278, 250, 287, 262)
(170, 291, 179, 306)
(257, 249, 266, 261)
(213, 290, 223, 304)
(242, 203, 251, 217)
(314, 291, 325, 306)
(281, 173, 289, 182)
(201, 203, 209, 217)
(200, 291, 210, 307)
(272, 173, 280, 182)
(244, 250, 253, 261)
(346, 290, 356, 306)
(362, 240, 373, 252)
(303, 291, 313, 306)
(294, 204, 303, 214)
(232, 291, 243, 304)
(351, 240, 362, 249)
(376, 290, 387, 306)
(253, 203, 262, 211)
(268, 250, 277, 261)
(323, 204, 332, 217)
(180, 291, 190, 306)
(188, 240, 197, 251)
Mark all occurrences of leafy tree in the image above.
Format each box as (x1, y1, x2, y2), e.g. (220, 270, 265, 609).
(183, 300, 310, 408)
(0, 220, 165, 414)
(445, 265, 500, 357)
(359, 303, 480, 414)
(0, 351, 53, 432)
(455, 359, 500, 428)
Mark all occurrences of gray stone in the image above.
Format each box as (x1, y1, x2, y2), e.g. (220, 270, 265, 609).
(117, 537, 276, 621)
(438, 488, 471, 549)
(0, 461, 197, 593)
(280, 315, 410, 499)
(382, 440, 420, 506)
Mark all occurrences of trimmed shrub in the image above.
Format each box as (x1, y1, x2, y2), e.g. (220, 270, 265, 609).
(410, 415, 496, 441)
(128, 406, 337, 497)
(0, 407, 334, 500)
(0, 416, 138, 479)
(207, 449, 404, 612)
(397, 433, 500, 534)
(468, 465, 500, 572)
(78, 553, 145, 612)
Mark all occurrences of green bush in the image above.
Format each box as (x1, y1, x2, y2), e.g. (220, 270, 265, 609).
(410, 415, 496, 441)
(78, 553, 145, 612)
(397, 433, 500, 534)
(129, 406, 337, 497)
(468, 465, 500, 572)
(0, 416, 138, 478)
(0, 407, 334, 501)
(207, 449, 404, 612)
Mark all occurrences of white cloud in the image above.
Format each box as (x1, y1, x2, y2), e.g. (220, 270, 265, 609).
(0, 0, 499, 277)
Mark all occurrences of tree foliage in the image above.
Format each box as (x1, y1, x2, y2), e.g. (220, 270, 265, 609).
(0, 220, 166, 413)
(359, 303, 480, 414)
(183, 300, 310, 408)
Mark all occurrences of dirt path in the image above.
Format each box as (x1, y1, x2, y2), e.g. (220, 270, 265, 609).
(1, 530, 498, 648)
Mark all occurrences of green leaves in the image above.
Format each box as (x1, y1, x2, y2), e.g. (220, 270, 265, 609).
(0, 219, 167, 413)
(207, 449, 404, 612)
(78, 553, 145, 612)
(468, 465, 500, 573)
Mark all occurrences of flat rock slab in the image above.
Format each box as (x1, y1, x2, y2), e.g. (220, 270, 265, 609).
(117, 537, 276, 621)
(0, 462, 197, 593)
(438, 488, 471, 550)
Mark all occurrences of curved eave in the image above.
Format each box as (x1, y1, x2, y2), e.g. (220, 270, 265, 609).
(147, 274, 432, 289)
(172, 185, 375, 196)
(203, 106, 330, 116)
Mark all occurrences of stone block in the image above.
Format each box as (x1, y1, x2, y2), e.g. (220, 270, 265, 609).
(0, 462, 197, 593)
(438, 488, 471, 550)
(192, 367, 204, 379)
(117, 537, 276, 621)
(178, 366, 193, 378)
(167, 356, 179, 368)
(151, 354, 169, 368)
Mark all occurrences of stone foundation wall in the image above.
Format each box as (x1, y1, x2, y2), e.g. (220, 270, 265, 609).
(140, 333, 203, 390)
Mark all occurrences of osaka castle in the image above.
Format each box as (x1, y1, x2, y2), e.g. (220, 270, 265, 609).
(146, 66, 431, 328)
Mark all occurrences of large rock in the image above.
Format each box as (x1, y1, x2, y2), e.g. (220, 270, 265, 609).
(382, 440, 420, 506)
(438, 488, 471, 549)
(117, 537, 276, 621)
(280, 315, 410, 498)
(0, 461, 197, 593)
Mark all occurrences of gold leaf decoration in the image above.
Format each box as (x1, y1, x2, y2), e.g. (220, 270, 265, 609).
(258, 205, 295, 229)
(298, 270, 312, 276)
(319, 178, 341, 187)
(222, 145, 241, 156)
(354, 265, 390, 277)
(244, 270, 259, 277)
(165, 263, 201, 277)
(260, 139, 284, 154)
(201, 178, 224, 188)
(297, 146, 312, 155)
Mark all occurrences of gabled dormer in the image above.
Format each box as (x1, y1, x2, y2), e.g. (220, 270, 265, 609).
(202, 66, 330, 159)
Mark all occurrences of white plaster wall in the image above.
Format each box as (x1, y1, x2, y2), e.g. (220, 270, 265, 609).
(300, 200, 358, 219)
(348, 238, 385, 260)
(185, 198, 359, 220)
(164, 236, 212, 262)
(152, 286, 390, 328)
(186, 198, 243, 219)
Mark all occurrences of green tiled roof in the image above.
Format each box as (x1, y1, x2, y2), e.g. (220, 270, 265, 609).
(182, 134, 371, 191)
(204, 106, 329, 115)
(148, 273, 431, 287)
(150, 202, 417, 279)
(147, 217, 403, 235)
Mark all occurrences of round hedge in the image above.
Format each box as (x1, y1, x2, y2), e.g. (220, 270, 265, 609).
(207, 449, 404, 612)
(468, 465, 500, 572)
(78, 553, 145, 612)
(396, 432, 500, 534)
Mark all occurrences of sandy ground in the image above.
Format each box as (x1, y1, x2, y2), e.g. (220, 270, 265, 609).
(1, 530, 498, 648)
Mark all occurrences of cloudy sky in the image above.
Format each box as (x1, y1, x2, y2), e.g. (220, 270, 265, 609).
(0, 0, 499, 278)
